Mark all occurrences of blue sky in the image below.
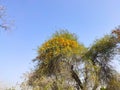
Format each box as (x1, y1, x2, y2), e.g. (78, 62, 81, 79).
(1, 0, 120, 87)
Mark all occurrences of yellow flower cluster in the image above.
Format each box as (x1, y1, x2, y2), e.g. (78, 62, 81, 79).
(38, 37, 83, 61)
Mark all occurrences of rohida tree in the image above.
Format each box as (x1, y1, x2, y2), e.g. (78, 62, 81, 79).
(28, 30, 86, 90)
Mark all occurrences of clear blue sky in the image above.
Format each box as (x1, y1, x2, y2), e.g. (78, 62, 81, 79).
(1, 0, 120, 87)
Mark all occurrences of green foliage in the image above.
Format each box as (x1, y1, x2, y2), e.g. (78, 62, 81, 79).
(52, 30, 78, 41)
(85, 35, 117, 61)
(100, 87, 106, 90)
(106, 73, 120, 90)
(84, 34, 119, 86)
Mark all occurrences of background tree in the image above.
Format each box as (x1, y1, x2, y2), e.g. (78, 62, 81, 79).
(24, 28, 120, 90)
(0, 2, 12, 31)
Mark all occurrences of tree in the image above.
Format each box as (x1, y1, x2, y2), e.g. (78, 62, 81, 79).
(0, 2, 11, 31)
(27, 30, 86, 90)
(25, 28, 120, 90)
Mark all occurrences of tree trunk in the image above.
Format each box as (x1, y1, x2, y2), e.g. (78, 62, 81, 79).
(71, 65, 83, 90)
